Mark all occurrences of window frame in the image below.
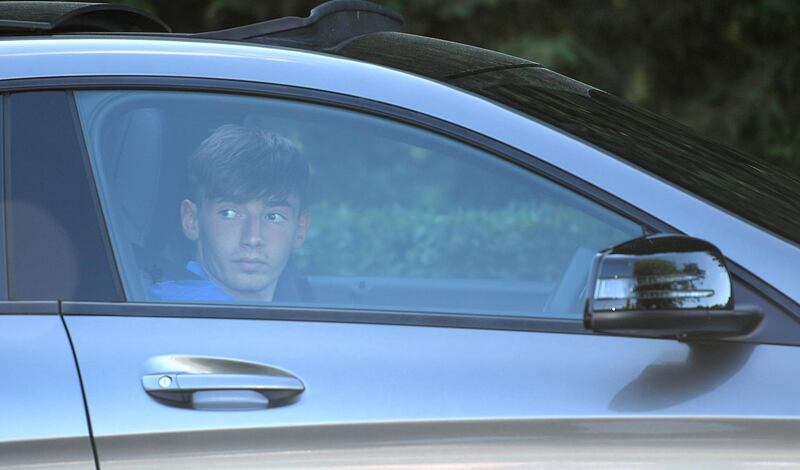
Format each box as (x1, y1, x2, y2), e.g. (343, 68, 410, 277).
(2, 76, 797, 343)
(0, 94, 7, 299)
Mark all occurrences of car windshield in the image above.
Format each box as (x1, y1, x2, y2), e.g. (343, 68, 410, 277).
(337, 33, 800, 247)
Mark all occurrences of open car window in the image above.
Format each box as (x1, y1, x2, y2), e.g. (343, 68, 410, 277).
(75, 89, 644, 319)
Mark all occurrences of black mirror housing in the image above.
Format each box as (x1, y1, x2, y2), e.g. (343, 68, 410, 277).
(584, 234, 762, 340)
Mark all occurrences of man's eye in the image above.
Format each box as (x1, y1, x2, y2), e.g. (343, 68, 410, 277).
(266, 213, 287, 223)
(219, 209, 239, 219)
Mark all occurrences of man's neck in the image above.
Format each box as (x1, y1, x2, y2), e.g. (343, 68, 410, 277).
(224, 282, 277, 302)
(191, 259, 277, 302)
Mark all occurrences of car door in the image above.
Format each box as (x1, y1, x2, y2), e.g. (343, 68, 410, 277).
(0, 92, 98, 470)
(9, 82, 800, 469)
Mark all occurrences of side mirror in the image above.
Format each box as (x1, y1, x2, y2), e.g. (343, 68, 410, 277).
(584, 234, 762, 340)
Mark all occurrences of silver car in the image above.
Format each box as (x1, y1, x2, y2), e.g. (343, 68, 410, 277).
(2, 1, 799, 469)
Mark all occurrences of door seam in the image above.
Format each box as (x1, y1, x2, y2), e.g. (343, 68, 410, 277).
(59, 306, 102, 470)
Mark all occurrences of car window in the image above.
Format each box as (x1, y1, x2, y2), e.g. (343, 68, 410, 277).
(5, 91, 120, 301)
(75, 90, 644, 319)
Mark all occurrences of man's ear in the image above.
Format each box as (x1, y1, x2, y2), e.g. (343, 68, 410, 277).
(181, 199, 200, 241)
(292, 212, 310, 249)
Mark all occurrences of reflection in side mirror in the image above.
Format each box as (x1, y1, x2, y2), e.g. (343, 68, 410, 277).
(584, 234, 762, 340)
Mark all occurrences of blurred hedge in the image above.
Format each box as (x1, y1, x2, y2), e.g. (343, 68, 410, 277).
(293, 202, 636, 280)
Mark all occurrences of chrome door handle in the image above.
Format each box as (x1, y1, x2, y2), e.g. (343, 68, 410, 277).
(141, 356, 305, 410)
(144, 372, 304, 396)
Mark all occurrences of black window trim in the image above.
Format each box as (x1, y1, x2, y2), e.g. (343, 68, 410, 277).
(0, 94, 8, 299)
(66, 89, 126, 301)
(62, 301, 591, 335)
(1, 75, 796, 341)
(0, 300, 59, 315)
(59, 299, 800, 347)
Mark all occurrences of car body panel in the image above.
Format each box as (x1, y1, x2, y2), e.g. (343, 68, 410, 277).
(0, 37, 797, 304)
(65, 313, 800, 468)
(2, 33, 799, 470)
(0, 314, 95, 470)
(93, 419, 800, 469)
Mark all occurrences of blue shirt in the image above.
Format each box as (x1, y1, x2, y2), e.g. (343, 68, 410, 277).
(148, 261, 233, 302)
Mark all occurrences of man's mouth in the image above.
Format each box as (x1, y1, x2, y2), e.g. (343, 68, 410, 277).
(234, 258, 268, 271)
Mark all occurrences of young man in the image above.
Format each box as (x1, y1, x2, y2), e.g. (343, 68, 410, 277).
(150, 124, 312, 303)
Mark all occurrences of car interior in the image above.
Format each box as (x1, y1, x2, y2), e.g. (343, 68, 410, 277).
(76, 90, 641, 318)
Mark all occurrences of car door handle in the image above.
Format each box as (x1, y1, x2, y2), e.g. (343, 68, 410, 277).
(141, 356, 306, 410)
(143, 372, 305, 410)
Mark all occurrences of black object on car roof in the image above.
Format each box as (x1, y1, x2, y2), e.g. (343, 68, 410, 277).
(195, 0, 403, 51)
(0, 0, 402, 51)
(0, 1, 170, 33)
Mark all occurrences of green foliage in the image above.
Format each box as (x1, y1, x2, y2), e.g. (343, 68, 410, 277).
(384, 0, 500, 20)
(293, 202, 632, 280)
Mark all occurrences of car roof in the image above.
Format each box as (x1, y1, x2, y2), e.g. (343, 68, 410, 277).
(0, 0, 169, 33)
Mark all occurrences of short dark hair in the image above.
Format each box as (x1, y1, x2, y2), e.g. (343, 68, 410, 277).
(188, 124, 309, 207)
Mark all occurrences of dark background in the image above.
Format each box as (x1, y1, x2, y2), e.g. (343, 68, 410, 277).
(119, 0, 800, 175)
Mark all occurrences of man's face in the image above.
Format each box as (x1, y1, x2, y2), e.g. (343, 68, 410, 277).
(181, 195, 309, 301)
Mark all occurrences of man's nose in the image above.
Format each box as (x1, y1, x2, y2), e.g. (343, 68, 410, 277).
(240, 216, 265, 247)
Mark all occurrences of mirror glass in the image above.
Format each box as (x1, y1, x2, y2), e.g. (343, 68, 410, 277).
(590, 235, 733, 312)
